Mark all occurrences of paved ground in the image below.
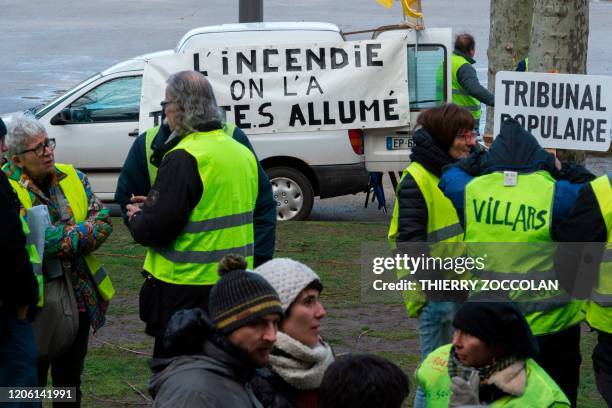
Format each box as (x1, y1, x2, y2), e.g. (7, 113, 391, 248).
(2, 0, 610, 221)
(3, 0, 611, 114)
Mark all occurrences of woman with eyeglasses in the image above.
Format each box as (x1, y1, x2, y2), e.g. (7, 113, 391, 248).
(387, 103, 478, 408)
(3, 114, 113, 406)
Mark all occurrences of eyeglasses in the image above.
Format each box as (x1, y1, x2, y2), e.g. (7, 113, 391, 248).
(458, 130, 477, 143)
(160, 100, 173, 109)
(18, 138, 56, 157)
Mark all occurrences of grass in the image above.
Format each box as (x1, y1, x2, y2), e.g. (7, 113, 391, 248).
(76, 218, 606, 407)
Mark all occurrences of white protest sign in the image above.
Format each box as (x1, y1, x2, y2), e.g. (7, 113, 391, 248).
(494, 71, 612, 151)
(140, 39, 409, 134)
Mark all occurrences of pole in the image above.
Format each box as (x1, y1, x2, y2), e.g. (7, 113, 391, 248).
(239, 0, 263, 23)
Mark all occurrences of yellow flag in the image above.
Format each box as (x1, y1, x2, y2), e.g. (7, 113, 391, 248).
(376, 0, 394, 8)
(402, 0, 423, 18)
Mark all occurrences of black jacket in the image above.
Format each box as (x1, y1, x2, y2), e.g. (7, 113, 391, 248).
(251, 368, 299, 408)
(118, 122, 276, 267)
(554, 177, 609, 298)
(0, 171, 38, 311)
(392, 129, 465, 300)
(453, 50, 495, 107)
(393, 128, 458, 244)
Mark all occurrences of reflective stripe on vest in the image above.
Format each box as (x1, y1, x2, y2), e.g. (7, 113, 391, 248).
(144, 125, 160, 185)
(9, 164, 115, 302)
(417, 344, 570, 407)
(144, 129, 258, 285)
(20, 214, 43, 307)
(146, 122, 238, 186)
(388, 162, 463, 317)
(451, 53, 481, 120)
(586, 174, 612, 333)
(464, 171, 583, 335)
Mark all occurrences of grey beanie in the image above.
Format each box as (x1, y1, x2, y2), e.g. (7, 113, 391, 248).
(254, 258, 322, 313)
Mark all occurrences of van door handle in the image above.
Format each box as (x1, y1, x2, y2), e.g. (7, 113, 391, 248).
(395, 131, 410, 135)
(128, 129, 139, 137)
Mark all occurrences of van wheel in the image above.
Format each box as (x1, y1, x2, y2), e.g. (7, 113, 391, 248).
(267, 167, 314, 221)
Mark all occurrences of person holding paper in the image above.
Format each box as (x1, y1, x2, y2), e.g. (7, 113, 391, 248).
(3, 114, 113, 406)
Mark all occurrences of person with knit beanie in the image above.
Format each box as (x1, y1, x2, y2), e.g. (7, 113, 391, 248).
(417, 302, 571, 407)
(149, 255, 283, 408)
(251, 258, 334, 408)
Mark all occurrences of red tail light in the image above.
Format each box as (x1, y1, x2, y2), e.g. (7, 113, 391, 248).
(348, 129, 364, 155)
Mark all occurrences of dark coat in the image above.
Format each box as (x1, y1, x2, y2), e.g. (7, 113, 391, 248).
(251, 367, 318, 408)
(149, 340, 263, 408)
(116, 122, 276, 267)
(0, 171, 38, 312)
(391, 128, 469, 300)
(149, 308, 263, 407)
(554, 176, 609, 297)
(392, 128, 458, 244)
(453, 50, 495, 107)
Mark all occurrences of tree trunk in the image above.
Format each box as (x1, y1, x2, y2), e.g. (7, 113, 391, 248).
(485, 0, 533, 138)
(528, 0, 589, 163)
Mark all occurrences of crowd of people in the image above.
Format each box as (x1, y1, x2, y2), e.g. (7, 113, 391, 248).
(0, 31, 609, 408)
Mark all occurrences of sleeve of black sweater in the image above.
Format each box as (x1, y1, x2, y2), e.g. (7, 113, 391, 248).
(115, 132, 150, 225)
(128, 150, 203, 247)
(395, 173, 428, 243)
(0, 173, 38, 308)
(456, 63, 495, 107)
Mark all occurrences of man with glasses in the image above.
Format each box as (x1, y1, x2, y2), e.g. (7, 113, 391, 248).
(0, 117, 40, 397)
(125, 71, 262, 358)
(115, 87, 276, 269)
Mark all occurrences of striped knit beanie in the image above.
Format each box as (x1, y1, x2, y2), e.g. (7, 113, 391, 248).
(209, 255, 283, 334)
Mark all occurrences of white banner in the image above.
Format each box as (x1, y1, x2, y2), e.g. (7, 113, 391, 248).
(140, 39, 409, 134)
(494, 71, 612, 152)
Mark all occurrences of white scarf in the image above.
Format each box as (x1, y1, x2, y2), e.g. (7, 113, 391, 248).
(269, 331, 334, 390)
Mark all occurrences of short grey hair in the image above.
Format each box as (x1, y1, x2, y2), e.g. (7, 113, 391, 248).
(165, 70, 224, 135)
(5, 114, 47, 156)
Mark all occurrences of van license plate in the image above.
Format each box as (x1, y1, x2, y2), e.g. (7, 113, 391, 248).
(386, 137, 413, 150)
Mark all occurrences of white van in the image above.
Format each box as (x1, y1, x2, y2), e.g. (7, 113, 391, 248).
(32, 22, 369, 221)
(362, 27, 453, 174)
(30, 22, 453, 219)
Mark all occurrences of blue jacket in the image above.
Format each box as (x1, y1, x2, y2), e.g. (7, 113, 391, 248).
(115, 123, 276, 267)
(439, 119, 594, 239)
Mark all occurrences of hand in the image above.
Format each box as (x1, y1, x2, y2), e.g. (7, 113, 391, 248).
(130, 195, 147, 205)
(126, 204, 142, 221)
(449, 370, 480, 407)
(15, 305, 29, 320)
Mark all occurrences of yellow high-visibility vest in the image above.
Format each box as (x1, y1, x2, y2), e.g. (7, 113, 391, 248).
(417, 344, 570, 407)
(8, 164, 115, 302)
(464, 171, 583, 335)
(585, 175, 612, 333)
(389, 162, 464, 317)
(144, 129, 258, 285)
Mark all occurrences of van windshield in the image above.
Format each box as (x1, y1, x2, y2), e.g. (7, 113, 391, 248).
(34, 73, 102, 118)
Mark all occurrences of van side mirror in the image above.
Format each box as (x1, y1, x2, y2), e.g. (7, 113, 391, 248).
(50, 108, 72, 125)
